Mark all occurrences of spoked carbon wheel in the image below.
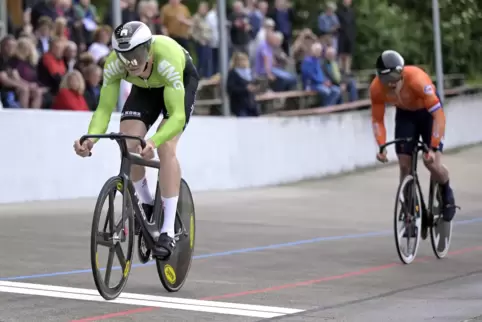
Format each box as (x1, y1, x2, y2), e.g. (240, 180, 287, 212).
(156, 178, 196, 292)
(430, 183, 452, 259)
(91, 176, 134, 300)
(394, 175, 422, 264)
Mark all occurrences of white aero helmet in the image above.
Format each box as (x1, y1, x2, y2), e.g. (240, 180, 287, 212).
(112, 21, 153, 71)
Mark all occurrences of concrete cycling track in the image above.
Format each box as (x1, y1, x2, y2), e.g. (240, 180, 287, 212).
(1, 145, 482, 322)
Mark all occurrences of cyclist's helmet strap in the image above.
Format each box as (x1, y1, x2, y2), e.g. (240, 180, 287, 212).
(112, 21, 152, 68)
(376, 50, 405, 84)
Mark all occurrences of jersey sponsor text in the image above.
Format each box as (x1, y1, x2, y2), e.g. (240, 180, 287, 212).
(103, 58, 124, 85)
(157, 60, 184, 90)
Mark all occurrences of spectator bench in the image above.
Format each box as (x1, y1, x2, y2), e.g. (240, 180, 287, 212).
(263, 84, 482, 117)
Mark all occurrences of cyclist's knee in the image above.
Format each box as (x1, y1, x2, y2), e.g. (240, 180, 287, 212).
(157, 140, 177, 162)
(397, 155, 411, 177)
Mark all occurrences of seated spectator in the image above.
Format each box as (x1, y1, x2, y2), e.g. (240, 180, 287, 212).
(0, 36, 34, 108)
(64, 41, 78, 71)
(88, 25, 111, 63)
(74, 51, 94, 73)
(249, 18, 275, 64)
(83, 63, 102, 111)
(291, 28, 318, 74)
(38, 37, 67, 94)
(53, 16, 69, 41)
(254, 30, 297, 92)
(34, 16, 53, 55)
(139, 0, 163, 35)
(227, 52, 260, 117)
(31, 0, 60, 30)
(322, 46, 358, 102)
(52, 70, 89, 111)
(73, 0, 99, 46)
(301, 42, 341, 107)
(191, 1, 213, 79)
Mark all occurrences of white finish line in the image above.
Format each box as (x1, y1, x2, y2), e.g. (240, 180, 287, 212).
(0, 281, 303, 318)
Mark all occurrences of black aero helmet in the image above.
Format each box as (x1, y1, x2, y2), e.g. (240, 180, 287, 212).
(376, 50, 405, 84)
(111, 21, 152, 71)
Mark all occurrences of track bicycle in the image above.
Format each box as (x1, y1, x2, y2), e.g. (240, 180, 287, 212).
(380, 137, 456, 264)
(79, 133, 196, 300)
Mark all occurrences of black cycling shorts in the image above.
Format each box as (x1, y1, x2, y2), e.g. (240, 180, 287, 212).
(394, 107, 444, 155)
(121, 56, 199, 131)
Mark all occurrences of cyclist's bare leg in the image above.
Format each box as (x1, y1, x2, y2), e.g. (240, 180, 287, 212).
(119, 119, 154, 205)
(397, 154, 412, 182)
(155, 119, 181, 238)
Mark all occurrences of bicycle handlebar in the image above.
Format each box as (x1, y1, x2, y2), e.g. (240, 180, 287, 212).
(79, 133, 147, 157)
(379, 137, 430, 154)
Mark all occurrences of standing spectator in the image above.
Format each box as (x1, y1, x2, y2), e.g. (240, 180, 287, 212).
(205, 3, 219, 75)
(267, 0, 294, 55)
(227, 51, 260, 117)
(322, 46, 358, 102)
(336, 0, 356, 75)
(88, 25, 111, 63)
(301, 42, 341, 107)
(83, 63, 102, 111)
(35, 16, 53, 55)
(17, 8, 35, 39)
(38, 37, 67, 95)
(52, 70, 89, 111)
(73, 0, 99, 47)
(139, 0, 163, 35)
(257, 1, 269, 18)
(245, 0, 263, 40)
(64, 41, 78, 71)
(104, 0, 139, 26)
(318, 2, 340, 51)
(255, 30, 297, 92)
(160, 0, 193, 51)
(229, 1, 251, 54)
(191, 2, 213, 79)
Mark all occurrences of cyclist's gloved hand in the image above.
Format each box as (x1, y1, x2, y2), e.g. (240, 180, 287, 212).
(138, 139, 156, 160)
(74, 139, 94, 157)
(376, 148, 388, 163)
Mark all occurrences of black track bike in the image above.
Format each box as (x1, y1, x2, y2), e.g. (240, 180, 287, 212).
(380, 137, 456, 264)
(79, 133, 196, 300)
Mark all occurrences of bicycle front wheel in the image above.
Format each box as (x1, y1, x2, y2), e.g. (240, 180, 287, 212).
(393, 174, 422, 264)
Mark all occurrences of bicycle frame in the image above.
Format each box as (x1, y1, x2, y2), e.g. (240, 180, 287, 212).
(80, 133, 181, 252)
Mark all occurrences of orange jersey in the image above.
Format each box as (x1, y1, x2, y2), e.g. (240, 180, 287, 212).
(370, 66, 446, 148)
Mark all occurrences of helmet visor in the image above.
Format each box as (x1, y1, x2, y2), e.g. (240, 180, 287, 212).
(115, 45, 149, 71)
(377, 69, 402, 85)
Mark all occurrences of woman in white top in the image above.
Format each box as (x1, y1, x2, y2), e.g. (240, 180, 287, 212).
(88, 26, 112, 63)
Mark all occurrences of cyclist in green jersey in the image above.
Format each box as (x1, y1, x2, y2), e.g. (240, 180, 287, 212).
(73, 21, 199, 259)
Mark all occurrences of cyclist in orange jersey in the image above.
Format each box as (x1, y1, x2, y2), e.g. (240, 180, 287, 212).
(369, 50, 457, 222)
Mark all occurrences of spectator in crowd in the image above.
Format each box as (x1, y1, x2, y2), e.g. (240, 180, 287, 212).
(336, 0, 356, 75)
(291, 28, 318, 74)
(88, 25, 111, 63)
(227, 51, 260, 117)
(267, 0, 294, 55)
(322, 46, 358, 102)
(160, 0, 193, 51)
(245, 0, 263, 40)
(104, 0, 139, 27)
(31, 0, 62, 30)
(53, 17, 69, 41)
(64, 40, 78, 71)
(35, 16, 53, 55)
(255, 30, 297, 92)
(301, 42, 340, 107)
(52, 69, 89, 111)
(17, 8, 35, 39)
(249, 17, 275, 63)
(73, 0, 99, 47)
(318, 2, 340, 50)
(0, 36, 43, 109)
(38, 37, 67, 95)
(74, 51, 94, 73)
(83, 63, 102, 111)
(139, 0, 163, 35)
(205, 3, 219, 75)
(229, 1, 251, 54)
(257, 1, 269, 20)
(191, 2, 213, 79)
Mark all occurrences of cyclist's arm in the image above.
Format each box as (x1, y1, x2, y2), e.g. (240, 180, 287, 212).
(87, 79, 121, 142)
(149, 62, 186, 148)
(420, 83, 445, 149)
(370, 85, 387, 146)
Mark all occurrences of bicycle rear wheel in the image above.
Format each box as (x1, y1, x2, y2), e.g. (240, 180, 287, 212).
(393, 174, 422, 264)
(429, 181, 452, 259)
(90, 176, 134, 300)
(156, 178, 196, 292)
